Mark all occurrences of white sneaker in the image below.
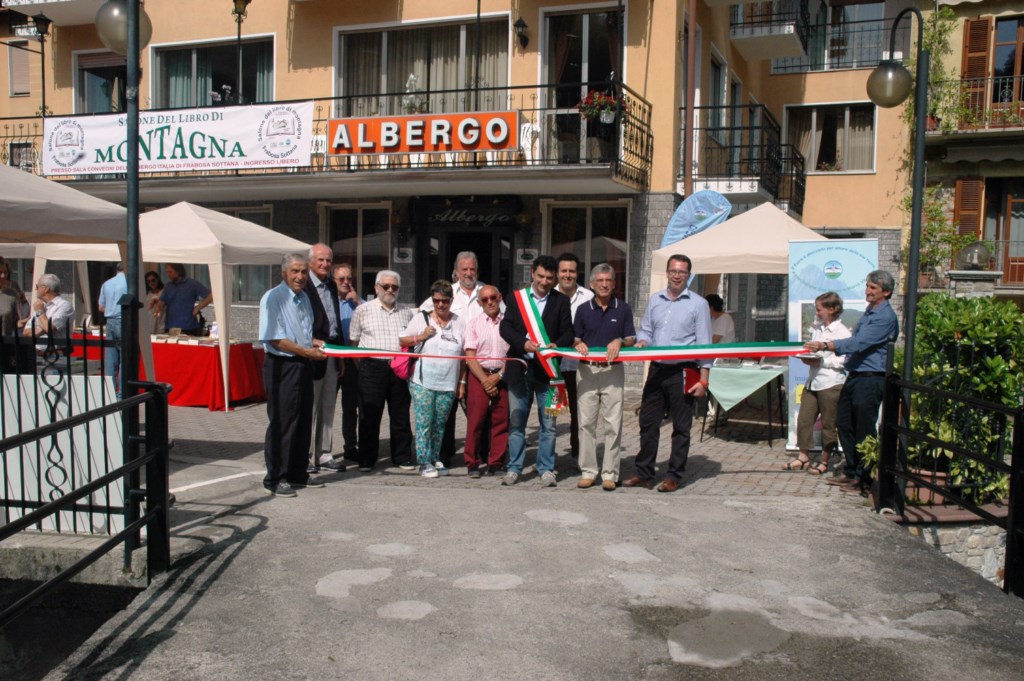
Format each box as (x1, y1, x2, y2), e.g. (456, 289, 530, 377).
(540, 471, 557, 487)
(502, 471, 519, 486)
(433, 462, 449, 476)
(420, 463, 439, 479)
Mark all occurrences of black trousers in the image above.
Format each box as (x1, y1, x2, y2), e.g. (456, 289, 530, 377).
(835, 373, 885, 481)
(563, 369, 579, 458)
(357, 358, 413, 468)
(263, 354, 314, 488)
(339, 357, 360, 456)
(636, 363, 696, 482)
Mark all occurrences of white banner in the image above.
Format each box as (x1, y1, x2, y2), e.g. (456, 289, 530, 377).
(42, 101, 314, 175)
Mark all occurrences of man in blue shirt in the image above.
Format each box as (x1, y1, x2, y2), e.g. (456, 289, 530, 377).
(627, 254, 712, 493)
(155, 263, 212, 335)
(806, 269, 898, 492)
(258, 253, 327, 498)
(97, 263, 127, 391)
(333, 263, 363, 462)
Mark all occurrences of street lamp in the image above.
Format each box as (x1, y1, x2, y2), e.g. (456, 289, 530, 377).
(32, 14, 50, 117)
(232, 0, 252, 104)
(867, 6, 928, 383)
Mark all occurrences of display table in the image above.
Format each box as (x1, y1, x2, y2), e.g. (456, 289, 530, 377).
(706, 364, 786, 446)
(141, 340, 266, 411)
(70, 330, 106, 361)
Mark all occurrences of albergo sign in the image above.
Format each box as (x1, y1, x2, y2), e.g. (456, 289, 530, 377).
(327, 111, 519, 156)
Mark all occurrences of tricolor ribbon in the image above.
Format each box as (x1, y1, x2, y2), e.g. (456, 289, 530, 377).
(513, 287, 569, 416)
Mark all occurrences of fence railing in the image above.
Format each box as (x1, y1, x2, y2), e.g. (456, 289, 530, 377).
(773, 17, 910, 74)
(731, 0, 812, 53)
(928, 76, 1024, 133)
(0, 326, 170, 628)
(686, 104, 785, 199)
(876, 374, 1023, 597)
(919, 239, 1024, 289)
(777, 144, 806, 216)
(0, 81, 653, 190)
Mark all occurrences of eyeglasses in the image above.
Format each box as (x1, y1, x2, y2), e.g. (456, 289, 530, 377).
(667, 269, 689, 277)
(377, 283, 399, 292)
(478, 295, 499, 303)
(432, 297, 452, 305)
(335, 275, 353, 281)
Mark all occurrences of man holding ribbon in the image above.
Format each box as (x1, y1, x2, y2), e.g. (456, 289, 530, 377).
(627, 254, 712, 493)
(499, 255, 574, 487)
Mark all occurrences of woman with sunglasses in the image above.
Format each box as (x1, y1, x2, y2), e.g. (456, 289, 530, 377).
(399, 279, 467, 478)
(144, 270, 165, 334)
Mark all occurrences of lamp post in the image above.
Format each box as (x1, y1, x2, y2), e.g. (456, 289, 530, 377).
(867, 6, 928, 383)
(232, 0, 252, 104)
(32, 14, 51, 117)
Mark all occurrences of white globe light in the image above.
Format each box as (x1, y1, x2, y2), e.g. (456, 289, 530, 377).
(95, 0, 153, 55)
(866, 60, 913, 108)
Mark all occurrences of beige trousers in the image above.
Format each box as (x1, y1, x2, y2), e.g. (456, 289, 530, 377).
(577, 362, 625, 481)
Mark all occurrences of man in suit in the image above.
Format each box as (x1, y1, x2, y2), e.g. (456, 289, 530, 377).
(304, 243, 345, 474)
(499, 255, 574, 487)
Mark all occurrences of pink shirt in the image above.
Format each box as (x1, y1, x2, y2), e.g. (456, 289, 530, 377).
(464, 312, 509, 371)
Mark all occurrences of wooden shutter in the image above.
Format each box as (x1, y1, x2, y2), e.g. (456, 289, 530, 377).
(960, 17, 992, 128)
(8, 41, 29, 96)
(953, 178, 985, 238)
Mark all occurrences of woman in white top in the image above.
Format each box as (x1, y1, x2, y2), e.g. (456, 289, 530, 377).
(400, 280, 466, 478)
(784, 291, 852, 474)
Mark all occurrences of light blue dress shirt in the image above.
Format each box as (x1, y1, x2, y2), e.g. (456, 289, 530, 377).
(636, 287, 713, 369)
(259, 282, 314, 357)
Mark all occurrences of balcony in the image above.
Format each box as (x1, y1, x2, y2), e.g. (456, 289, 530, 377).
(0, 82, 653, 201)
(927, 76, 1024, 140)
(730, 0, 811, 61)
(682, 104, 794, 206)
(777, 144, 806, 218)
(772, 16, 909, 74)
(921, 239, 1024, 291)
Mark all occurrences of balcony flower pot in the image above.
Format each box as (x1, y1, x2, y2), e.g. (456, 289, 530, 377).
(598, 110, 617, 124)
(577, 89, 620, 123)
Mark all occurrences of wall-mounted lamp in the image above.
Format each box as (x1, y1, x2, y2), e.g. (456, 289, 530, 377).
(514, 18, 529, 50)
(232, 0, 252, 21)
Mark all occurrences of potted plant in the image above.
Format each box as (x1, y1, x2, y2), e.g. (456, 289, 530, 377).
(901, 186, 973, 288)
(577, 90, 620, 124)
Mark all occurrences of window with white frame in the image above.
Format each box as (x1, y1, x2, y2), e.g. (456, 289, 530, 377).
(337, 19, 509, 117)
(155, 39, 273, 108)
(548, 203, 629, 298)
(8, 40, 29, 96)
(786, 103, 875, 172)
(327, 205, 391, 298)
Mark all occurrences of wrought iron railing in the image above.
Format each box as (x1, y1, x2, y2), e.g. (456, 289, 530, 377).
(685, 104, 785, 199)
(730, 0, 812, 53)
(0, 81, 653, 190)
(773, 17, 910, 74)
(777, 144, 806, 216)
(928, 76, 1024, 134)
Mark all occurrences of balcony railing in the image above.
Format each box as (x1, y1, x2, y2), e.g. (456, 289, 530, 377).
(685, 104, 787, 200)
(0, 82, 653, 190)
(730, 0, 812, 55)
(921, 239, 1024, 289)
(777, 144, 806, 216)
(929, 76, 1024, 134)
(773, 17, 910, 74)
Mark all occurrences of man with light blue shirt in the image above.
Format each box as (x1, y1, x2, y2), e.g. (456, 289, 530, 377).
(626, 254, 712, 493)
(97, 263, 127, 390)
(806, 269, 898, 493)
(258, 253, 327, 498)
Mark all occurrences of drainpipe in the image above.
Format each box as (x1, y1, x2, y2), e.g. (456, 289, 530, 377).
(684, 0, 697, 197)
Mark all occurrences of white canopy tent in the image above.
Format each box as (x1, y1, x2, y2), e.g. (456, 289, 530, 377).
(650, 203, 827, 294)
(2, 202, 310, 410)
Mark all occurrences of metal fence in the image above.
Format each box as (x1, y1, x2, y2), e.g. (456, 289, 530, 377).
(731, 0, 812, 53)
(876, 374, 1023, 597)
(687, 104, 784, 199)
(920, 239, 1024, 289)
(773, 17, 910, 74)
(928, 75, 1024, 133)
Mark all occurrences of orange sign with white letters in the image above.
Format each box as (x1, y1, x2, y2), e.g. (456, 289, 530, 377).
(326, 111, 519, 155)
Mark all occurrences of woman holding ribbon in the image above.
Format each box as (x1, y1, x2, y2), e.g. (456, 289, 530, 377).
(400, 279, 466, 479)
(784, 291, 851, 474)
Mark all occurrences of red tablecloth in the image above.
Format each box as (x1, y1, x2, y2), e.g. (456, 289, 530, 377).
(70, 331, 105, 361)
(141, 342, 266, 411)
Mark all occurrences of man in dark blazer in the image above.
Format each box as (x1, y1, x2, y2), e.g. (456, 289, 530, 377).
(499, 254, 574, 487)
(304, 243, 345, 474)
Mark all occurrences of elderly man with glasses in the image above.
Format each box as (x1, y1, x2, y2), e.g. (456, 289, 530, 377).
(333, 263, 363, 463)
(349, 269, 415, 472)
(24, 274, 74, 351)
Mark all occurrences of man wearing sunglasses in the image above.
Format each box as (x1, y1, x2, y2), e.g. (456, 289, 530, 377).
(349, 270, 415, 472)
(463, 285, 510, 478)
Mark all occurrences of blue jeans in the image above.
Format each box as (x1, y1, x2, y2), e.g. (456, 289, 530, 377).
(104, 317, 122, 389)
(507, 368, 557, 475)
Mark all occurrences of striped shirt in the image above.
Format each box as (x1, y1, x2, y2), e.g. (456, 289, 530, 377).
(350, 298, 413, 353)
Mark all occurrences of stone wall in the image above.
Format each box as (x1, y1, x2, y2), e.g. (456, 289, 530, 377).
(906, 523, 1006, 589)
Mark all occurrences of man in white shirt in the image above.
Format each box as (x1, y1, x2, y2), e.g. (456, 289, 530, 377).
(555, 252, 594, 465)
(24, 273, 74, 352)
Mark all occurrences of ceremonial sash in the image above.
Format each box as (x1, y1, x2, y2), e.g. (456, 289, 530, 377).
(512, 288, 569, 416)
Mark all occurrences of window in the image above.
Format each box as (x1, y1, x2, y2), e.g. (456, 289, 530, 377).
(993, 16, 1024, 105)
(786, 103, 875, 172)
(707, 57, 726, 143)
(327, 206, 391, 298)
(548, 203, 629, 298)
(8, 40, 29, 96)
(338, 19, 508, 116)
(156, 39, 273, 108)
(77, 52, 126, 113)
(773, 2, 897, 73)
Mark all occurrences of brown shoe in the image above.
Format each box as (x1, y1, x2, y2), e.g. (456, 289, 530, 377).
(825, 475, 856, 486)
(838, 480, 864, 493)
(602, 479, 617, 491)
(577, 477, 596, 489)
(656, 478, 681, 493)
(622, 475, 654, 489)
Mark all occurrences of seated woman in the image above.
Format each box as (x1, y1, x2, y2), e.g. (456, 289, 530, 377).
(784, 291, 851, 474)
(400, 279, 466, 478)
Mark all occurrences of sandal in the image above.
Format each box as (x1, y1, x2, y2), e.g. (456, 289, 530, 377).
(808, 462, 829, 476)
(782, 458, 809, 471)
